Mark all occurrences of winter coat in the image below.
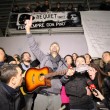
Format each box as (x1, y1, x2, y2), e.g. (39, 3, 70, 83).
(0, 82, 25, 110)
(61, 72, 94, 109)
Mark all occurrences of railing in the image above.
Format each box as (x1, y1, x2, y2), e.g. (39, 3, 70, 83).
(4, 0, 102, 36)
(5, 0, 15, 37)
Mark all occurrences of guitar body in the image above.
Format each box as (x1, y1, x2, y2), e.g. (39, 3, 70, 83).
(25, 67, 51, 93)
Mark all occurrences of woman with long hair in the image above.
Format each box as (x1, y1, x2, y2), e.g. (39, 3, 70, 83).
(88, 63, 110, 109)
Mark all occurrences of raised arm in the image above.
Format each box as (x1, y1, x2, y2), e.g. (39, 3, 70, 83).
(25, 16, 46, 62)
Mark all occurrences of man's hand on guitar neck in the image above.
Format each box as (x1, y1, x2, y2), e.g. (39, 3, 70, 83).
(66, 67, 75, 77)
(25, 16, 32, 34)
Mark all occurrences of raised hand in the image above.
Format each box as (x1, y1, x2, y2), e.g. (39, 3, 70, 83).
(25, 16, 32, 34)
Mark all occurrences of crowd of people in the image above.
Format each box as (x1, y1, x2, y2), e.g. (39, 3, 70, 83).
(11, 0, 110, 14)
(12, 0, 85, 14)
(0, 17, 110, 110)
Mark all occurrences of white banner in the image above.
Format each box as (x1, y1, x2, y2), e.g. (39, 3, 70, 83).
(16, 11, 81, 30)
(81, 11, 110, 58)
(17, 12, 68, 25)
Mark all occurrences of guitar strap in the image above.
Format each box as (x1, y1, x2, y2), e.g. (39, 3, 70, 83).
(60, 58, 68, 68)
(49, 54, 61, 72)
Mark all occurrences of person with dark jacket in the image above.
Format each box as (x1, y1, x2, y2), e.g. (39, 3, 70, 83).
(61, 56, 95, 110)
(66, 3, 74, 11)
(102, 51, 110, 76)
(34, 1, 42, 12)
(99, 0, 110, 10)
(88, 63, 109, 110)
(52, 2, 64, 12)
(41, 0, 50, 12)
(0, 64, 25, 110)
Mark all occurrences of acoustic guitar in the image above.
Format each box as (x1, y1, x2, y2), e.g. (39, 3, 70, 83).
(25, 67, 67, 93)
(24, 65, 89, 93)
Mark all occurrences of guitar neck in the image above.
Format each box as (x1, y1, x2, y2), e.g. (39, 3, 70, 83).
(44, 69, 68, 78)
(44, 64, 89, 78)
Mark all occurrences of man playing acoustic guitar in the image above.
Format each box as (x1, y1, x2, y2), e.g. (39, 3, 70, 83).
(25, 16, 74, 110)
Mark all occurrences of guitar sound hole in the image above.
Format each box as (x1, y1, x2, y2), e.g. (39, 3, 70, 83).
(39, 73, 44, 81)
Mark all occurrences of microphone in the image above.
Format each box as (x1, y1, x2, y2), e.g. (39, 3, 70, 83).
(89, 84, 96, 90)
(86, 79, 98, 96)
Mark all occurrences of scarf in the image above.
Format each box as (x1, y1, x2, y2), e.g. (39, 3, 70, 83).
(49, 54, 61, 71)
(21, 63, 30, 71)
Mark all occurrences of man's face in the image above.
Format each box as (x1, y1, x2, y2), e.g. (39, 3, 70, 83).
(50, 43, 60, 54)
(76, 57, 86, 67)
(102, 53, 110, 63)
(14, 67, 23, 88)
(22, 53, 31, 62)
(0, 49, 5, 62)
